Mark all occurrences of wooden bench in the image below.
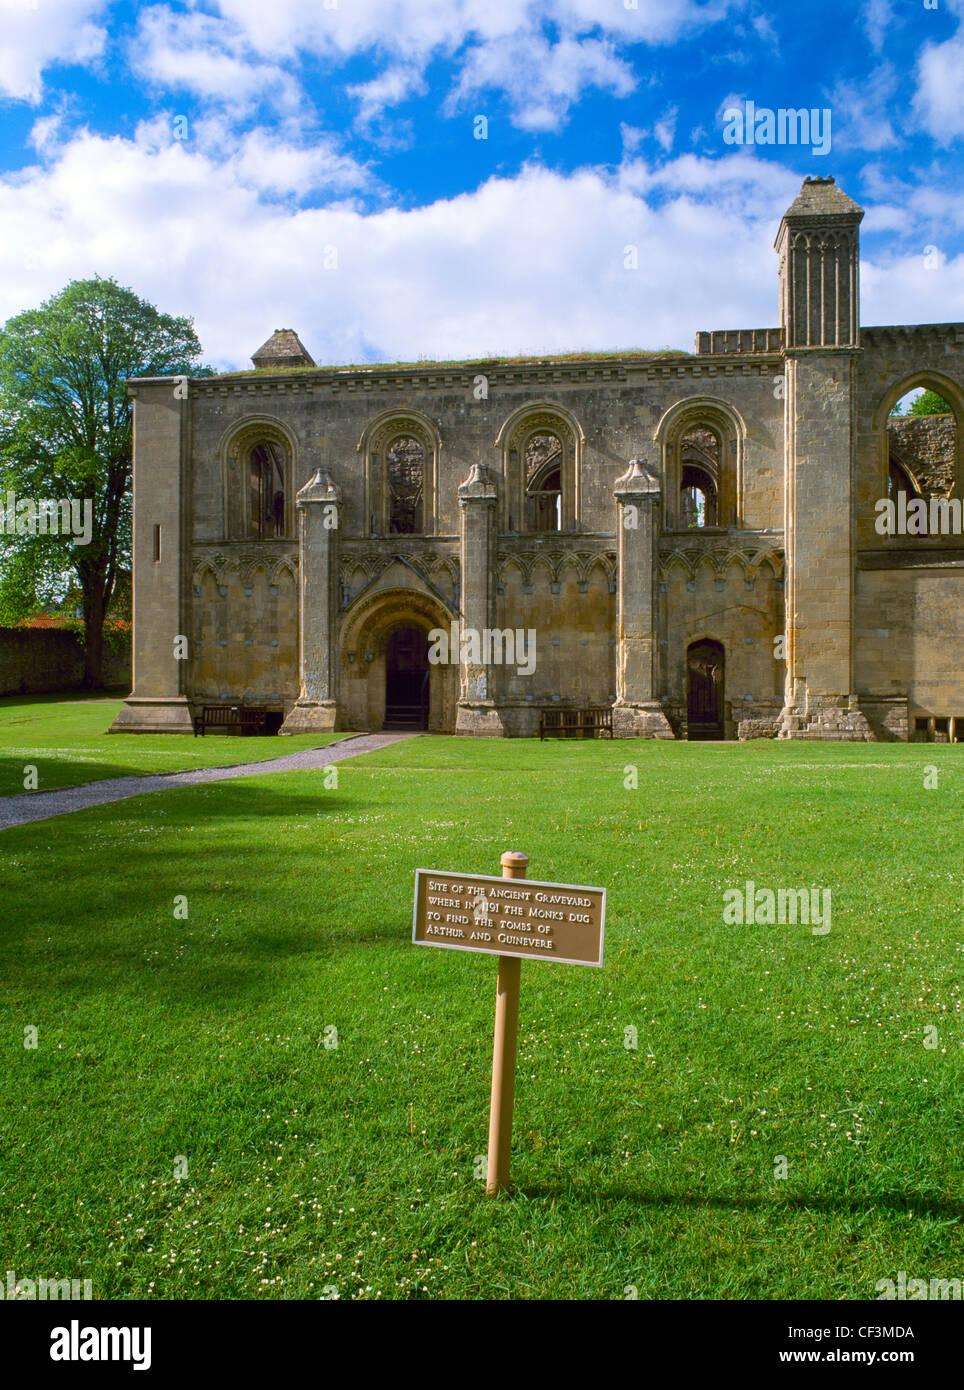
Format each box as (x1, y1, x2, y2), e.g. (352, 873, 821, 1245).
(193, 705, 268, 737)
(539, 707, 613, 740)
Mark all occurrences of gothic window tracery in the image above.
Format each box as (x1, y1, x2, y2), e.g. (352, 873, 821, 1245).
(387, 436, 424, 534)
(362, 414, 438, 536)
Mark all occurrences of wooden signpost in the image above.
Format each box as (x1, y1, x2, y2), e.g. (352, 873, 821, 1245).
(412, 851, 605, 1194)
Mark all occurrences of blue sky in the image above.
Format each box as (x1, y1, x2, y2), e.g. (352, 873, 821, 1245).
(0, 0, 962, 369)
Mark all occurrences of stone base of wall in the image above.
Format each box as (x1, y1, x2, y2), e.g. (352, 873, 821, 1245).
(736, 701, 783, 741)
(777, 695, 875, 741)
(492, 705, 540, 738)
(738, 717, 781, 740)
(455, 701, 510, 736)
(280, 699, 337, 734)
(859, 696, 909, 742)
(612, 701, 676, 739)
(109, 696, 195, 734)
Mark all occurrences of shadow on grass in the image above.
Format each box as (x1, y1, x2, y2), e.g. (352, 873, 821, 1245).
(0, 739, 305, 799)
(0, 688, 128, 710)
(0, 752, 160, 796)
(518, 1183, 964, 1219)
(1, 783, 412, 1004)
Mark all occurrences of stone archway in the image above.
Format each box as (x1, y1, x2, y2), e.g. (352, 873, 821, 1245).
(338, 587, 458, 733)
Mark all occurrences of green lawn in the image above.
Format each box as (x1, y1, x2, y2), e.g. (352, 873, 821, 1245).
(1, 728, 962, 1300)
(0, 692, 348, 796)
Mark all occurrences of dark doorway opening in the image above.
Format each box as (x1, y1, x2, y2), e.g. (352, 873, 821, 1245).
(687, 639, 725, 740)
(385, 626, 429, 729)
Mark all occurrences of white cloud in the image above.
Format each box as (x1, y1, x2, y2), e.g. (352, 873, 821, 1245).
(653, 106, 678, 153)
(2, 126, 955, 376)
(347, 63, 428, 139)
(861, 248, 964, 327)
(862, 0, 894, 55)
(912, 26, 964, 144)
(131, 6, 302, 112)
(751, 13, 778, 46)
(860, 159, 964, 236)
(127, 0, 738, 129)
(209, 122, 378, 198)
(620, 123, 645, 154)
(205, 0, 733, 60)
(0, 0, 108, 102)
(29, 112, 66, 155)
(445, 34, 635, 131)
(829, 64, 901, 152)
(618, 107, 679, 156)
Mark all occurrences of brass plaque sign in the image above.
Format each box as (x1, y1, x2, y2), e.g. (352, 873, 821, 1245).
(412, 869, 605, 966)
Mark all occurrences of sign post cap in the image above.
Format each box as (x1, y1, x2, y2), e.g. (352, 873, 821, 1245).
(500, 851, 530, 874)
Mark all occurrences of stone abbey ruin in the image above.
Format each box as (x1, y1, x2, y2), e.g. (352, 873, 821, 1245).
(112, 176, 964, 741)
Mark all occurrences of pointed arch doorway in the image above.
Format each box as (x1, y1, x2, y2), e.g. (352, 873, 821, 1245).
(687, 639, 725, 740)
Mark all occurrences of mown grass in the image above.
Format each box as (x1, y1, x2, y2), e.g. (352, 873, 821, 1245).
(0, 693, 347, 796)
(1, 733, 962, 1300)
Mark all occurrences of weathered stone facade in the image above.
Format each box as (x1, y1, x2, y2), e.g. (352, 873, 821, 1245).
(111, 177, 964, 741)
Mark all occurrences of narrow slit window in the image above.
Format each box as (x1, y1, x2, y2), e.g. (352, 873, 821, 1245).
(153, 524, 161, 562)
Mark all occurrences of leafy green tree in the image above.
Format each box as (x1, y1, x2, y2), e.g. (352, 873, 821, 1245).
(906, 389, 952, 416)
(891, 389, 953, 417)
(0, 277, 207, 687)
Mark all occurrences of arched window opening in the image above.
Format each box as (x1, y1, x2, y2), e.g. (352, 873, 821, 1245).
(681, 467, 717, 528)
(525, 434, 562, 532)
(885, 387, 958, 538)
(679, 427, 719, 528)
(387, 436, 424, 534)
(248, 441, 286, 538)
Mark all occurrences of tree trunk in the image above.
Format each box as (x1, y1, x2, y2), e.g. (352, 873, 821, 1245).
(82, 582, 107, 689)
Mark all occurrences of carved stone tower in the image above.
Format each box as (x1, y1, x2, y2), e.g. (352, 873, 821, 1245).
(776, 176, 872, 739)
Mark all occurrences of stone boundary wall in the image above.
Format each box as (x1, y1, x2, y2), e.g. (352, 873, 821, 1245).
(0, 628, 131, 695)
(887, 414, 956, 495)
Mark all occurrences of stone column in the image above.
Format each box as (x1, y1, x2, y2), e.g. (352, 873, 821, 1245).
(778, 351, 871, 740)
(455, 462, 506, 736)
(280, 469, 341, 733)
(612, 458, 674, 738)
(110, 379, 194, 733)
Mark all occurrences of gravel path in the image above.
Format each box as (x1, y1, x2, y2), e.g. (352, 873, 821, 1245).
(0, 732, 420, 831)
